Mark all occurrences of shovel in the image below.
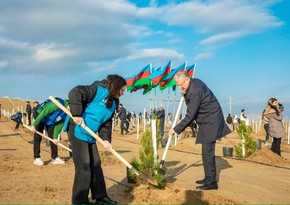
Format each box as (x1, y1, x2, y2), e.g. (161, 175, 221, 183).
(159, 95, 184, 172)
(49, 96, 158, 186)
(23, 124, 72, 153)
(126, 119, 135, 128)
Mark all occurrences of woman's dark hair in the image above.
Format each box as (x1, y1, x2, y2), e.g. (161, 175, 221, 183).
(268, 98, 277, 105)
(268, 97, 280, 115)
(101, 74, 126, 108)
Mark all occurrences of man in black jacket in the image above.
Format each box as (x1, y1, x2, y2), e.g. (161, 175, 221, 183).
(26, 101, 32, 125)
(117, 104, 129, 135)
(169, 70, 230, 190)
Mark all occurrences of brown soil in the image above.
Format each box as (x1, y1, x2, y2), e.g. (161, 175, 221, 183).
(99, 151, 121, 166)
(129, 183, 240, 204)
(247, 147, 290, 166)
(1, 98, 290, 204)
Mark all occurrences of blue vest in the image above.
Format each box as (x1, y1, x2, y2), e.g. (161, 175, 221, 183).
(36, 98, 67, 126)
(74, 86, 116, 144)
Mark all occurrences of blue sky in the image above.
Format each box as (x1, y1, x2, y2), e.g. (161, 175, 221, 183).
(1, 0, 290, 120)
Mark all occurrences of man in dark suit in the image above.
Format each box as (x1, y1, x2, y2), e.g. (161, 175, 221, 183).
(26, 101, 32, 125)
(169, 70, 230, 190)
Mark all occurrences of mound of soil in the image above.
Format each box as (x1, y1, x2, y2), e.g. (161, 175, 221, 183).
(247, 147, 290, 166)
(129, 183, 240, 204)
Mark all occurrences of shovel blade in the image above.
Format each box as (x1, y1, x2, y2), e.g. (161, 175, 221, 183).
(139, 171, 158, 186)
(130, 167, 158, 186)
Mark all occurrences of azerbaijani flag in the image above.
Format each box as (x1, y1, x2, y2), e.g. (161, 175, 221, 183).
(129, 64, 153, 94)
(186, 64, 196, 78)
(125, 74, 137, 92)
(160, 62, 186, 90)
(142, 84, 152, 95)
(163, 62, 186, 81)
(149, 67, 163, 88)
(132, 64, 151, 88)
(159, 60, 172, 88)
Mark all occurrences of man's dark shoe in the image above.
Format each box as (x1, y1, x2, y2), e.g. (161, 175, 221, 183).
(196, 184, 218, 190)
(195, 179, 206, 184)
(95, 196, 117, 204)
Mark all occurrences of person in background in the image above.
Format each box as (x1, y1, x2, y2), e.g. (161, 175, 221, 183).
(240, 109, 249, 126)
(226, 113, 233, 132)
(157, 107, 165, 142)
(233, 114, 239, 131)
(262, 108, 270, 146)
(139, 112, 142, 124)
(66, 74, 126, 204)
(10, 111, 24, 130)
(264, 98, 285, 156)
(126, 110, 131, 131)
(31, 98, 67, 165)
(117, 103, 129, 135)
(26, 101, 32, 126)
(167, 112, 173, 127)
(131, 111, 136, 127)
(168, 70, 230, 191)
(31, 101, 48, 166)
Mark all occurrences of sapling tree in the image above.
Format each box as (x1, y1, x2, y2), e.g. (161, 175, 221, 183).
(128, 130, 165, 188)
(234, 121, 257, 158)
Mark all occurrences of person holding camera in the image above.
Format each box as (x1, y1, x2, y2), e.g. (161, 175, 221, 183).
(264, 98, 285, 156)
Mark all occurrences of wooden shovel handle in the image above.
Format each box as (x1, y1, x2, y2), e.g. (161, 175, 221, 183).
(160, 95, 184, 167)
(23, 124, 72, 152)
(48, 96, 134, 170)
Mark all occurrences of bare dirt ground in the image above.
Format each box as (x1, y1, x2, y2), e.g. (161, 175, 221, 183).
(1, 98, 290, 204)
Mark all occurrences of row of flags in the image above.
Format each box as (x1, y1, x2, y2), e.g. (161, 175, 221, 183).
(125, 60, 196, 95)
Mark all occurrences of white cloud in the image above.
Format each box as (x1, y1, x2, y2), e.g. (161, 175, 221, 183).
(0, 0, 284, 75)
(0, 61, 8, 69)
(85, 60, 119, 74)
(0, 0, 142, 74)
(0, 37, 30, 50)
(200, 31, 245, 45)
(35, 48, 63, 62)
(127, 48, 184, 61)
(34, 44, 77, 62)
(160, 0, 284, 45)
(137, 6, 163, 19)
(194, 52, 212, 61)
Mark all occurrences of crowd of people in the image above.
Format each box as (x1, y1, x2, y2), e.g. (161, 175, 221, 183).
(225, 99, 286, 157)
(2, 70, 287, 204)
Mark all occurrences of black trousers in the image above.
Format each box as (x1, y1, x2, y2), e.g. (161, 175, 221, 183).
(271, 137, 281, 156)
(68, 123, 107, 204)
(202, 141, 217, 185)
(159, 119, 165, 139)
(27, 113, 32, 125)
(33, 123, 58, 159)
(12, 119, 23, 129)
(120, 119, 128, 134)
